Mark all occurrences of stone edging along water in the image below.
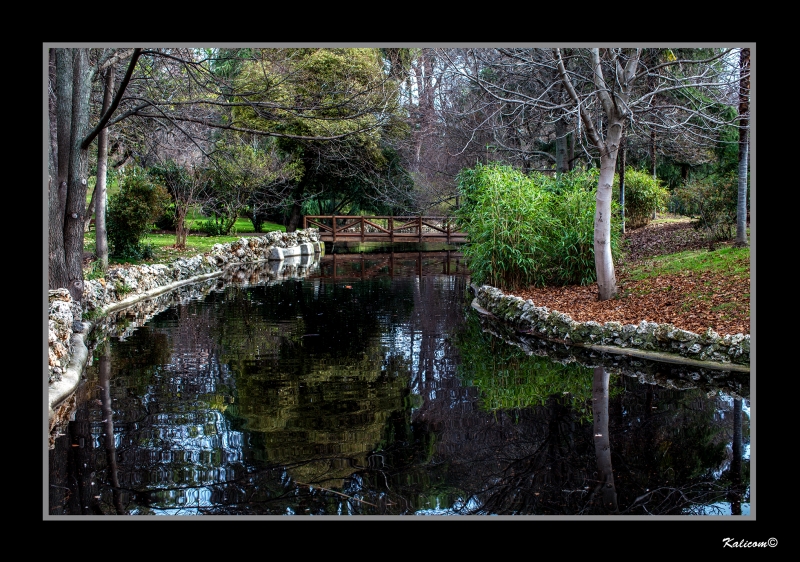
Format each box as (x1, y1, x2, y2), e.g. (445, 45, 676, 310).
(47, 228, 324, 425)
(471, 284, 750, 370)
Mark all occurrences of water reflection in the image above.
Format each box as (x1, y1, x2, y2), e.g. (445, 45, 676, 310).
(48, 254, 749, 516)
(592, 366, 619, 513)
(452, 314, 750, 515)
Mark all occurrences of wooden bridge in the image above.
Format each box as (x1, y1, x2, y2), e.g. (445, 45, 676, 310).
(302, 216, 467, 244)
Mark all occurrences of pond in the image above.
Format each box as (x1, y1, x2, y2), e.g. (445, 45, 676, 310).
(47, 251, 750, 517)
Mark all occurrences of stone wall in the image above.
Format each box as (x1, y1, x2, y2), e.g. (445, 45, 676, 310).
(48, 288, 82, 384)
(473, 284, 750, 367)
(473, 307, 749, 399)
(48, 229, 322, 386)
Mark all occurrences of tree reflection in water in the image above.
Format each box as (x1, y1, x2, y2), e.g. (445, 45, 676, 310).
(48, 255, 749, 516)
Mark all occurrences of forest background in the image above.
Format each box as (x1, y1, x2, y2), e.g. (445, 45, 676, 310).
(46, 46, 751, 332)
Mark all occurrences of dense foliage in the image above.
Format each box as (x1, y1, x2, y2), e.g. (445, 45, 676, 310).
(672, 172, 740, 241)
(613, 168, 670, 229)
(203, 138, 302, 234)
(456, 162, 621, 290)
(229, 48, 408, 226)
(107, 168, 170, 259)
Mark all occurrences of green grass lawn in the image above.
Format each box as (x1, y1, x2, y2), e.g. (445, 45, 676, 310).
(180, 216, 283, 234)
(84, 217, 286, 268)
(624, 245, 750, 280)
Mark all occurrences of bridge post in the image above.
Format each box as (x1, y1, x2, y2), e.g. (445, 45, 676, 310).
(389, 217, 394, 244)
(418, 216, 422, 243)
(361, 216, 365, 243)
(332, 215, 336, 242)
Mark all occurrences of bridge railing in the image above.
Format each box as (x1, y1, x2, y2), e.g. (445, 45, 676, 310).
(303, 216, 466, 243)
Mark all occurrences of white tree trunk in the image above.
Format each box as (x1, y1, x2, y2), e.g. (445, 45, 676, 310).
(95, 66, 115, 270)
(595, 151, 618, 300)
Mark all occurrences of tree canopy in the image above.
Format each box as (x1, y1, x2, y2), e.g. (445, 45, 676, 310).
(48, 45, 750, 304)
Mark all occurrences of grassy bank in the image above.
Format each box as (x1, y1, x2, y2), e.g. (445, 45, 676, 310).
(83, 217, 286, 268)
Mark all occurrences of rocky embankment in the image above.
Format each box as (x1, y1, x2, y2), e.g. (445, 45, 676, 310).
(47, 229, 323, 424)
(472, 284, 750, 368)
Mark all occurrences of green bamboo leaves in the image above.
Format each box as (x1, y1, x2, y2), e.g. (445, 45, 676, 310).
(456, 163, 621, 291)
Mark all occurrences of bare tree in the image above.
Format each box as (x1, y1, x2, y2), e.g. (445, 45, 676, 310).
(435, 47, 743, 300)
(91, 65, 116, 270)
(554, 48, 637, 299)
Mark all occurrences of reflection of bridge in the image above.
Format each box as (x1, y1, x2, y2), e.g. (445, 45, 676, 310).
(312, 251, 468, 280)
(303, 216, 467, 244)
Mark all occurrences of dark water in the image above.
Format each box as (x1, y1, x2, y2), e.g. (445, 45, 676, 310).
(48, 253, 750, 517)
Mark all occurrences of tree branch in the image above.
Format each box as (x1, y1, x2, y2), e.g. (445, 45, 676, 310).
(81, 48, 142, 150)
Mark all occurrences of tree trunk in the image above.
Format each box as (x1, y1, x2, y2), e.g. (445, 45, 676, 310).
(618, 130, 627, 234)
(595, 145, 619, 300)
(286, 180, 307, 232)
(555, 116, 569, 174)
(175, 201, 189, 248)
(83, 185, 97, 232)
(568, 129, 575, 171)
(50, 48, 138, 297)
(651, 129, 657, 219)
(93, 65, 115, 271)
(554, 47, 637, 301)
(593, 112, 624, 300)
(63, 49, 93, 303)
(736, 47, 750, 247)
(49, 49, 70, 292)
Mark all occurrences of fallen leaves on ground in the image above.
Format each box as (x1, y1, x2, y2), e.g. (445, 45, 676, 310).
(509, 221, 750, 337)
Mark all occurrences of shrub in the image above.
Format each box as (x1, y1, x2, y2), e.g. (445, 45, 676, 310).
(672, 172, 738, 241)
(107, 168, 170, 259)
(540, 167, 600, 195)
(545, 182, 608, 286)
(456, 163, 620, 290)
(613, 168, 670, 229)
(198, 218, 234, 236)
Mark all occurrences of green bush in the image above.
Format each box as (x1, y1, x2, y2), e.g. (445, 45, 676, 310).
(613, 168, 670, 229)
(456, 163, 620, 290)
(107, 168, 170, 259)
(672, 173, 738, 241)
(198, 218, 234, 236)
(539, 167, 600, 195)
